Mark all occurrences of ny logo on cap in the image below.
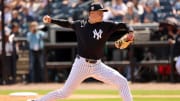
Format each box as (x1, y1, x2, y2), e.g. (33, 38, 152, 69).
(91, 6, 94, 10)
(93, 29, 103, 40)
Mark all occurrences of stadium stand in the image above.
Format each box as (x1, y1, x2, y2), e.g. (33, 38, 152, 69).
(0, 0, 180, 84)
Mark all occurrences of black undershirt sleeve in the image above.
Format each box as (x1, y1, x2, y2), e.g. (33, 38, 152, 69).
(51, 19, 74, 28)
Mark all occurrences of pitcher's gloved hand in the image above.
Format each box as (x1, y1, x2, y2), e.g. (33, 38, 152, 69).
(115, 32, 134, 49)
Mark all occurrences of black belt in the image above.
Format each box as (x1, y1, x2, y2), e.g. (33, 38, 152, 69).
(76, 55, 97, 64)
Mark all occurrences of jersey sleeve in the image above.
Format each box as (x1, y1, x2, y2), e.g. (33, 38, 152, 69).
(51, 19, 75, 29)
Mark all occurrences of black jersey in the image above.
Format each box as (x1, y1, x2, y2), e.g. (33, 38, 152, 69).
(52, 19, 133, 59)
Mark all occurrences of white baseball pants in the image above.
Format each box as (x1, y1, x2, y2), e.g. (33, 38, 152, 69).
(36, 56, 133, 101)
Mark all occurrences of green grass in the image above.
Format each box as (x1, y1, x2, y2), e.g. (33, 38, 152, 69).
(133, 98, 180, 101)
(62, 98, 122, 101)
(62, 99, 122, 101)
(61, 98, 180, 101)
(1, 89, 180, 101)
(132, 90, 180, 95)
(1, 89, 180, 95)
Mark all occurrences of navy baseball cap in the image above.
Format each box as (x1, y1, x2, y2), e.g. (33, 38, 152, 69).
(89, 3, 108, 12)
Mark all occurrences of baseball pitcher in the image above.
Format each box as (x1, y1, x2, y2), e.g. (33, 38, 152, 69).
(28, 2, 134, 101)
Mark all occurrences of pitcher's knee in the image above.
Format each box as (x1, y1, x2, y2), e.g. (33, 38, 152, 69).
(115, 75, 128, 88)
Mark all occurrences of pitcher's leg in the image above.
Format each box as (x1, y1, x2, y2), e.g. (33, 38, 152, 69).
(92, 63, 133, 101)
(37, 59, 87, 101)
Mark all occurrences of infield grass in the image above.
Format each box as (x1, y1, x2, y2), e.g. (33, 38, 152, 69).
(0, 89, 180, 101)
(62, 98, 180, 101)
(1, 89, 180, 95)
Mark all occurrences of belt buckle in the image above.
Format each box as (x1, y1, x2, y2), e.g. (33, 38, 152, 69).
(77, 55, 97, 64)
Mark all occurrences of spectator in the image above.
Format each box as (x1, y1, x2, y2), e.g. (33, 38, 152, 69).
(5, 23, 23, 84)
(103, 0, 127, 21)
(10, 0, 25, 12)
(123, 1, 140, 24)
(59, 0, 73, 19)
(4, 32, 16, 84)
(139, 0, 159, 8)
(150, 22, 168, 41)
(0, 0, 2, 10)
(5, 0, 12, 5)
(26, 21, 46, 83)
(151, 17, 177, 41)
(169, 25, 180, 75)
(141, 3, 158, 23)
(174, 26, 180, 75)
(10, 23, 21, 51)
(165, 17, 178, 40)
(4, 5, 12, 26)
(175, 0, 180, 10)
(140, 0, 160, 16)
(0, 19, 15, 84)
(0, 20, 11, 48)
(26, 0, 41, 18)
(174, 0, 180, 16)
(21, 7, 35, 34)
(150, 17, 178, 60)
(11, 10, 22, 25)
(152, 0, 160, 12)
(39, 0, 48, 9)
(132, 0, 144, 16)
(22, 7, 35, 22)
(72, 0, 87, 20)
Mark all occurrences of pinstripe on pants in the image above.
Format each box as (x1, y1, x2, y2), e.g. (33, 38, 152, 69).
(37, 56, 133, 101)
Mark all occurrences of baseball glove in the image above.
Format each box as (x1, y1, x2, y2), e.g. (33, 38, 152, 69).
(115, 34, 134, 49)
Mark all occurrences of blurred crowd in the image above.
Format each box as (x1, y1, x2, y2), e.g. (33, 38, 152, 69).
(0, 0, 180, 84)
(0, 0, 180, 37)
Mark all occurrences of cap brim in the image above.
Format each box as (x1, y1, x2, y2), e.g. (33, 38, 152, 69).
(99, 9, 108, 12)
(90, 9, 108, 12)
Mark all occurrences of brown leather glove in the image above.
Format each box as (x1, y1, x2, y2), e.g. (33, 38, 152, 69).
(115, 33, 134, 49)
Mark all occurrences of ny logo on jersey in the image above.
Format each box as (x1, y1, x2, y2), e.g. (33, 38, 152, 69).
(80, 20, 87, 27)
(93, 29, 103, 40)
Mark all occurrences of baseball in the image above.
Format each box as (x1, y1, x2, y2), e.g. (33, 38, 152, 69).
(43, 15, 52, 24)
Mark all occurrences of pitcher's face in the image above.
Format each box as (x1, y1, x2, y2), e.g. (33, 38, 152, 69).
(89, 11, 103, 23)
